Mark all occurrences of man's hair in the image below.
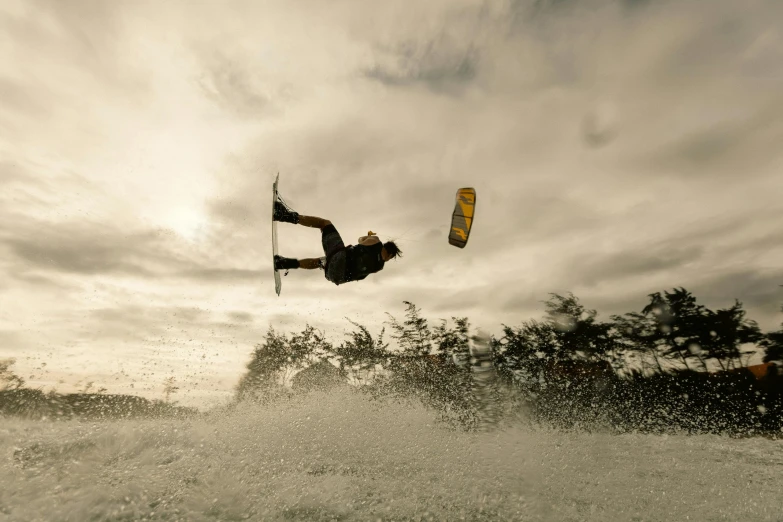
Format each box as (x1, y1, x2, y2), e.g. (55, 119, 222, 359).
(383, 241, 402, 260)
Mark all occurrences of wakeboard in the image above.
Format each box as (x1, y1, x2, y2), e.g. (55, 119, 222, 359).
(272, 173, 281, 295)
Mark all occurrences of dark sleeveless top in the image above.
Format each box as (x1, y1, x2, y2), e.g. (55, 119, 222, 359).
(345, 242, 385, 282)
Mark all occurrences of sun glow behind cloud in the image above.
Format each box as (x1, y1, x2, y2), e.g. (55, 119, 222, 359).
(164, 206, 209, 242)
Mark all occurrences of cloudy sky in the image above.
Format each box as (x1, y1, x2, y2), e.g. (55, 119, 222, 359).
(1, 0, 782, 406)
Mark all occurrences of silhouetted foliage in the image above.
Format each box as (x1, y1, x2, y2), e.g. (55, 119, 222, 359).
(1, 359, 196, 421)
(612, 289, 763, 373)
(233, 290, 781, 436)
(544, 293, 618, 362)
(0, 358, 25, 391)
(4, 288, 779, 436)
(235, 325, 331, 402)
(331, 319, 389, 385)
(372, 306, 477, 427)
(705, 301, 763, 369)
(433, 316, 471, 364)
(290, 360, 347, 392)
(163, 376, 179, 403)
(0, 388, 196, 420)
(611, 310, 666, 375)
(385, 301, 433, 356)
(762, 331, 783, 364)
(643, 287, 714, 369)
(493, 293, 617, 392)
(761, 301, 783, 365)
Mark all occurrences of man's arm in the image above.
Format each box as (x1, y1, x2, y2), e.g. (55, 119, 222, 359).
(358, 231, 381, 246)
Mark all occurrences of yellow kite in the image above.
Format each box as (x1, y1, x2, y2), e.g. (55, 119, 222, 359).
(448, 188, 476, 248)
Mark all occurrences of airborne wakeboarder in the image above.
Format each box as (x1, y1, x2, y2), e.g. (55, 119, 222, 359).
(273, 199, 402, 286)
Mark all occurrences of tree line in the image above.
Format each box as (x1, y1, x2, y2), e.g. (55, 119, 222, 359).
(0, 363, 195, 420)
(3, 286, 780, 433)
(236, 287, 783, 436)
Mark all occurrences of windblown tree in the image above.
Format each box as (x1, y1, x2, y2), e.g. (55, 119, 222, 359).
(429, 315, 473, 400)
(381, 301, 439, 395)
(236, 328, 288, 401)
(236, 325, 332, 401)
(283, 325, 333, 381)
(544, 293, 618, 363)
(0, 359, 25, 391)
(163, 376, 179, 403)
(702, 301, 762, 370)
(290, 360, 346, 392)
(380, 302, 476, 419)
(625, 288, 762, 372)
(432, 316, 471, 365)
(762, 332, 783, 365)
(385, 301, 432, 356)
(761, 300, 783, 365)
(229, 296, 781, 435)
(494, 293, 616, 387)
(78, 381, 108, 394)
(639, 288, 708, 370)
(331, 320, 389, 385)
(611, 310, 666, 375)
(494, 318, 557, 386)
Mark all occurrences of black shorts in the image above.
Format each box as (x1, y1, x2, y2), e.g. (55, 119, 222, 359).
(321, 224, 348, 284)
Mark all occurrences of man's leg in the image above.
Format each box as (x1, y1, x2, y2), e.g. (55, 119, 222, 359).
(297, 258, 323, 269)
(273, 199, 330, 229)
(273, 215, 334, 272)
(274, 256, 322, 270)
(297, 215, 331, 229)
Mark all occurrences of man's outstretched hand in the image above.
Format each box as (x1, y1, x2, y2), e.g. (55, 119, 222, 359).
(358, 231, 380, 246)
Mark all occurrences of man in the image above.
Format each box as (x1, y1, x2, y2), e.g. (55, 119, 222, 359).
(273, 200, 402, 285)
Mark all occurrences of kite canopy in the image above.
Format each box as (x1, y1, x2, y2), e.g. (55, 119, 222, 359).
(448, 187, 476, 248)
